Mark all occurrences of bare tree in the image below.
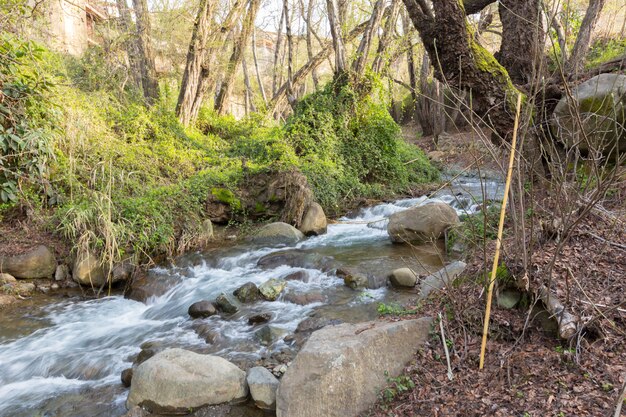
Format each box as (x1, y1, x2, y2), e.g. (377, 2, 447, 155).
(566, 0, 606, 74)
(352, 0, 385, 76)
(214, 0, 261, 114)
(132, 0, 159, 105)
(115, 0, 143, 91)
(327, 0, 346, 74)
(283, 0, 295, 105)
(272, 7, 285, 94)
(176, 0, 214, 125)
(372, 0, 401, 73)
(251, 26, 268, 105)
(302, 0, 319, 88)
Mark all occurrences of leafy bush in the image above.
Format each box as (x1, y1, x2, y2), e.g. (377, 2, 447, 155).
(0, 35, 57, 202)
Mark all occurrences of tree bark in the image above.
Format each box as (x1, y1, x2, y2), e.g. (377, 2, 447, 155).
(176, 0, 214, 125)
(283, 0, 295, 106)
(403, 11, 418, 105)
(269, 19, 370, 112)
(272, 7, 285, 95)
(214, 0, 261, 115)
(497, 0, 545, 85)
(372, 0, 401, 73)
(303, 0, 319, 88)
(352, 0, 385, 75)
(566, 0, 606, 74)
(131, 0, 159, 105)
(327, 0, 347, 74)
(251, 26, 268, 105)
(242, 57, 256, 113)
(189, 0, 245, 122)
(402, 0, 521, 141)
(115, 0, 142, 90)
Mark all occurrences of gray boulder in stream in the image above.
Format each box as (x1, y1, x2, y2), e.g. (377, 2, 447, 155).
(127, 348, 248, 413)
(276, 318, 432, 417)
(299, 202, 328, 236)
(388, 202, 459, 243)
(552, 74, 626, 155)
(0, 245, 56, 279)
(250, 222, 304, 245)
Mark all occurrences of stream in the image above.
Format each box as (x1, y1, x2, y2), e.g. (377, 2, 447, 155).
(0, 174, 503, 417)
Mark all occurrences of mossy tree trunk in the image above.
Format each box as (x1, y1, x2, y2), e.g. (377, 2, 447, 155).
(402, 0, 521, 141)
(131, 0, 159, 105)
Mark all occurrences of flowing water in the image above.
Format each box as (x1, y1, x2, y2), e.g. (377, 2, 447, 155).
(0, 175, 503, 417)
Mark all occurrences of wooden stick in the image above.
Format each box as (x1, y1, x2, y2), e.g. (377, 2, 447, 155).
(614, 374, 626, 417)
(439, 312, 453, 380)
(479, 93, 523, 370)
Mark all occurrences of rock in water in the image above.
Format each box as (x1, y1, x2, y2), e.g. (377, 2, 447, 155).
(388, 268, 418, 287)
(387, 202, 459, 244)
(188, 300, 217, 318)
(0, 245, 56, 279)
(127, 348, 248, 413)
(215, 293, 240, 314)
(72, 251, 106, 287)
(259, 278, 286, 301)
(250, 222, 304, 246)
(552, 74, 626, 155)
(418, 261, 467, 299)
(233, 282, 262, 303)
(299, 202, 327, 236)
(54, 264, 69, 281)
(247, 366, 279, 410)
(0, 273, 16, 285)
(276, 318, 432, 417)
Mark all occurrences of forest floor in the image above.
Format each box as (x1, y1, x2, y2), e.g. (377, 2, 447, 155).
(368, 126, 626, 417)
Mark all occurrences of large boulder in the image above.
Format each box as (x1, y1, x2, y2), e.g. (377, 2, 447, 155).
(233, 282, 262, 303)
(215, 293, 240, 314)
(388, 202, 459, 244)
(72, 251, 106, 287)
(552, 74, 626, 155)
(0, 245, 56, 279)
(418, 261, 467, 299)
(125, 271, 182, 303)
(250, 222, 304, 246)
(299, 203, 327, 236)
(276, 318, 431, 417)
(247, 366, 279, 410)
(257, 250, 337, 272)
(127, 348, 248, 413)
(188, 300, 217, 318)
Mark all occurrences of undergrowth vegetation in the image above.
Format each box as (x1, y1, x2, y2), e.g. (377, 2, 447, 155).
(0, 40, 438, 264)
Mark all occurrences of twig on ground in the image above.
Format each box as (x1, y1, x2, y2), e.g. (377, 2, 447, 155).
(613, 375, 626, 417)
(439, 312, 453, 381)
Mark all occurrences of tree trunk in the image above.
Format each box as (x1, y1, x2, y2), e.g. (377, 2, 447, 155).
(327, 0, 347, 74)
(214, 0, 261, 115)
(566, 0, 606, 74)
(251, 26, 268, 105)
(303, 0, 319, 88)
(242, 57, 256, 113)
(269, 19, 370, 112)
(176, 0, 213, 125)
(189, 0, 245, 122)
(403, 11, 418, 105)
(352, 0, 385, 76)
(283, 0, 295, 106)
(372, 0, 401, 73)
(403, 0, 521, 141)
(549, 9, 568, 64)
(115, 0, 142, 90)
(272, 7, 285, 95)
(131, 0, 159, 105)
(497, 0, 545, 85)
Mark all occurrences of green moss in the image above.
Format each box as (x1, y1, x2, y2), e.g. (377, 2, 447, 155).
(211, 188, 242, 210)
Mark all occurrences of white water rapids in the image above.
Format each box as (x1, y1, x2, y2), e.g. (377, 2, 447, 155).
(0, 175, 503, 417)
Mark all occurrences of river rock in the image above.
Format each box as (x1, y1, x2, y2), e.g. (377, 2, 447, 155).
(336, 267, 368, 290)
(0, 294, 15, 308)
(283, 290, 324, 305)
(247, 366, 279, 410)
(0, 273, 16, 285)
(276, 318, 432, 417)
(256, 325, 288, 346)
(134, 340, 168, 366)
(215, 293, 240, 314)
(299, 202, 327, 236)
(259, 278, 286, 301)
(233, 282, 262, 303)
(188, 300, 218, 318)
(250, 222, 304, 246)
(389, 268, 418, 288)
(418, 261, 467, 299)
(111, 260, 134, 283)
(0, 245, 56, 279)
(127, 348, 248, 413)
(498, 288, 522, 309)
(552, 73, 626, 155)
(125, 272, 182, 303)
(257, 250, 336, 272)
(72, 251, 106, 287)
(387, 203, 459, 243)
(192, 323, 222, 344)
(121, 368, 133, 387)
(283, 271, 309, 282)
(54, 264, 69, 281)
(248, 312, 273, 325)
